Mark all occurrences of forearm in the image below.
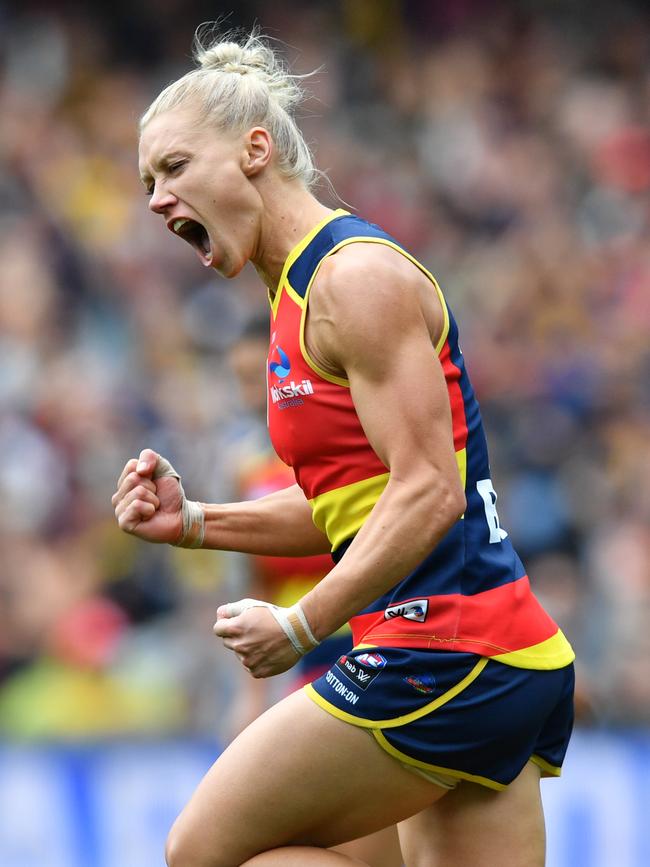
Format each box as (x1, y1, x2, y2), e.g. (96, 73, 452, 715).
(300, 474, 465, 640)
(200, 484, 331, 557)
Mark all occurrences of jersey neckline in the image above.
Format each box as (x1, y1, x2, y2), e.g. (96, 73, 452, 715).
(268, 208, 349, 317)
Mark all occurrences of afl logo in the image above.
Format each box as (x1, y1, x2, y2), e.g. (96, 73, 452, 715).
(355, 652, 387, 669)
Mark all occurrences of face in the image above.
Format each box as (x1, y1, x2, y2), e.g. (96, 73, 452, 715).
(138, 104, 262, 277)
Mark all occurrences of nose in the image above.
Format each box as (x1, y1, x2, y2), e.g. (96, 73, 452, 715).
(148, 182, 177, 215)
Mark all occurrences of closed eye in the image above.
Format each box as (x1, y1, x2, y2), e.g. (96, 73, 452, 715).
(142, 159, 187, 196)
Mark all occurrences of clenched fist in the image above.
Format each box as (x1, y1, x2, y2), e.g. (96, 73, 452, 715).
(112, 448, 202, 546)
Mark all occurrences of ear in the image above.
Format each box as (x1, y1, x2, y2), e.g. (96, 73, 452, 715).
(242, 127, 273, 177)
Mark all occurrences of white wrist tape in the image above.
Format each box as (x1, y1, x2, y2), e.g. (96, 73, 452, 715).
(225, 598, 320, 657)
(152, 455, 205, 548)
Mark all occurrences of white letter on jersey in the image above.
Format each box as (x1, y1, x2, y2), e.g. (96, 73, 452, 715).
(476, 478, 508, 543)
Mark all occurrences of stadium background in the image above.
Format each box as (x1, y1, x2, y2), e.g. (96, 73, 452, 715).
(1, 0, 649, 864)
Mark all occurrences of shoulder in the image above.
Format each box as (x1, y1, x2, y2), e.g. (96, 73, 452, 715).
(316, 241, 421, 298)
(306, 241, 435, 374)
(311, 241, 424, 328)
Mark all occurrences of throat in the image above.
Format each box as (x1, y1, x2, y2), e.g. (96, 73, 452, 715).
(254, 261, 278, 294)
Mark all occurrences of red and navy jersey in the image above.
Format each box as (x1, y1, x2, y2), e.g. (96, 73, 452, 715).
(267, 210, 574, 671)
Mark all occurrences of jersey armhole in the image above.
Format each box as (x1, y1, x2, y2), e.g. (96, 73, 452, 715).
(297, 237, 451, 386)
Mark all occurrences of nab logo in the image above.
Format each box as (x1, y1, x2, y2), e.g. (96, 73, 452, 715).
(384, 599, 429, 623)
(269, 345, 291, 382)
(335, 653, 385, 691)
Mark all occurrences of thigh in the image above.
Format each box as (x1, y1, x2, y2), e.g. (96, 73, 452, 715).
(167, 689, 446, 867)
(398, 761, 545, 867)
(333, 825, 403, 867)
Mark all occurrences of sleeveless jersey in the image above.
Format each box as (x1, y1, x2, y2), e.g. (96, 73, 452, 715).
(267, 209, 574, 671)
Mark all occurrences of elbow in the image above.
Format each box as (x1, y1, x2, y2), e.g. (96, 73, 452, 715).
(452, 488, 467, 524)
(438, 483, 466, 533)
(420, 476, 465, 540)
(393, 468, 466, 540)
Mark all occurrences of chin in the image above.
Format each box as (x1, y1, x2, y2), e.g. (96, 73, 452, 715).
(214, 257, 246, 279)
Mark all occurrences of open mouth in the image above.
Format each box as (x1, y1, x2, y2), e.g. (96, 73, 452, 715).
(172, 218, 212, 265)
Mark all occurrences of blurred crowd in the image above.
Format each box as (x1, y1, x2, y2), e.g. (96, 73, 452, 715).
(0, 0, 649, 740)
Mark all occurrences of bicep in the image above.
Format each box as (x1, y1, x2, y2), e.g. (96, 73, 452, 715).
(348, 318, 459, 485)
(311, 251, 461, 487)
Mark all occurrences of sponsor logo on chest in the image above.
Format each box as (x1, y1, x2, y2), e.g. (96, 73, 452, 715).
(268, 343, 315, 410)
(270, 379, 314, 403)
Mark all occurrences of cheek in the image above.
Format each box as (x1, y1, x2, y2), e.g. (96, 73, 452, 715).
(212, 164, 247, 205)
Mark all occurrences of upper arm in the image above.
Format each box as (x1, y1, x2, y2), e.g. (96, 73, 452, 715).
(306, 247, 464, 500)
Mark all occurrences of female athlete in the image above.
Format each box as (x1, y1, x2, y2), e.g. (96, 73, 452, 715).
(112, 28, 575, 867)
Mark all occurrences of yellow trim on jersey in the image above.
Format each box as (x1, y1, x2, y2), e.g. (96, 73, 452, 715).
(309, 472, 390, 550)
(269, 209, 349, 319)
(456, 447, 467, 489)
(492, 629, 575, 670)
(371, 730, 507, 791)
(530, 754, 562, 777)
(303, 656, 487, 729)
(295, 236, 451, 387)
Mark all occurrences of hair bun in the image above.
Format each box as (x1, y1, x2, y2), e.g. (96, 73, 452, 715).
(198, 43, 255, 74)
(141, 26, 320, 191)
(193, 29, 304, 113)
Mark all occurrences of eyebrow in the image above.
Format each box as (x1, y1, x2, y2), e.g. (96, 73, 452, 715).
(139, 149, 189, 186)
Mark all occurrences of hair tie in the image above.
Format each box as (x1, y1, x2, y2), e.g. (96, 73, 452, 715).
(222, 61, 249, 75)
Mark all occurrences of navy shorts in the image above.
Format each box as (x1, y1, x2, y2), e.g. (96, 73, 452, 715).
(305, 646, 575, 790)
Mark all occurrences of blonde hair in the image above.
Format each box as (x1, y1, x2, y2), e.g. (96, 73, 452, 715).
(140, 27, 319, 188)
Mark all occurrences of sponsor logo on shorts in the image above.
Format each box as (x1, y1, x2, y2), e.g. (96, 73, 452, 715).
(334, 654, 385, 691)
(384, 599, 429, 622)
(355, 652, 387, 669)
(325, 669, 359, 704)
(404, 674, 436, 695)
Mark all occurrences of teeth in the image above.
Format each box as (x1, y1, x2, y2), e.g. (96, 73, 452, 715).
(173, 218, 189, 233)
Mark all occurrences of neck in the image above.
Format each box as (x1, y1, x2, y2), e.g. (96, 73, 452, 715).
(250, 180, 334, 293)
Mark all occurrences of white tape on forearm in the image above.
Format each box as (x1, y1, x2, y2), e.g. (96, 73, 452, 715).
(291, 603, 320, 649)
(152, 455, 205, 548)
(180, 498, 205, 548)
(224, 598, 319, 657)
